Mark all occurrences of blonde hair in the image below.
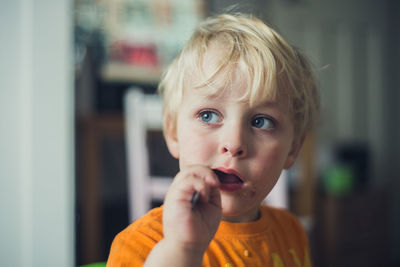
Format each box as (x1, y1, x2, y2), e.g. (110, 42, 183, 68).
(158, 13, 319, 137)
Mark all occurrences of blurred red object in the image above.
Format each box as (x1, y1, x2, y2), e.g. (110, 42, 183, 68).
(110, 41, 159, 68)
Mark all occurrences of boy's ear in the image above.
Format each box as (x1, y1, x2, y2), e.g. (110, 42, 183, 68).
(283, 133, 306, 170)
(164, 117, 180, 159)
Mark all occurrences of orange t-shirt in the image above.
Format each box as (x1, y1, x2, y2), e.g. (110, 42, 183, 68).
(107, 205, 312, 267)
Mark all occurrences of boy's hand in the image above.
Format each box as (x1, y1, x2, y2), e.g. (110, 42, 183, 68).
(162, 165, 222, 254)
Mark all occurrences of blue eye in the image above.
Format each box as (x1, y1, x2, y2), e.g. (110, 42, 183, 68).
(199, 110, 220, 124)
(252, 116, 274, 130)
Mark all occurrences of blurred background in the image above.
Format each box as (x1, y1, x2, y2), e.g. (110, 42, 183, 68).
(1, 0, 399, 266)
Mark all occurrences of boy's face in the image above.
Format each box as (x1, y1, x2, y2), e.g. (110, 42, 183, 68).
(166, 52, 303, 223)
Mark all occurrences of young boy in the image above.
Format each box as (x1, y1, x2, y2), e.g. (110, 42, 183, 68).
(108, 13, 319, 267)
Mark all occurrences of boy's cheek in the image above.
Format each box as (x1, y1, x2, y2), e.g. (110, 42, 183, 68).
(179, 140, 216, 168)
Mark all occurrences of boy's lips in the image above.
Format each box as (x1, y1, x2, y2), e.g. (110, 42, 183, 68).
(213, 168, 244, 192)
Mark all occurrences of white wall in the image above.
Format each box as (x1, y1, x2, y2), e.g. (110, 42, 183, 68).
(0, 1, 74, 266)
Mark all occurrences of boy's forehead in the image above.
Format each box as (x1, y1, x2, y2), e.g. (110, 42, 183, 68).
(186, 66, 248, 101)
(183, 82, 287, 111)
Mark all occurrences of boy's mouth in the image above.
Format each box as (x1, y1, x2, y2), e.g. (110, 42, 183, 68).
(214, 169, 244, 184)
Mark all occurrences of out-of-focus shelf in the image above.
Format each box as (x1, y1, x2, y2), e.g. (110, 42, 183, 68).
(101, 62, 162, 84)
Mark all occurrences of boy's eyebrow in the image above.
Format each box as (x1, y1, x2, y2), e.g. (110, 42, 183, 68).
(251, 100, 291, 118)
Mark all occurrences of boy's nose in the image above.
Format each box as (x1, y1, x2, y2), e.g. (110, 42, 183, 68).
(221, 143, 247, 157)
(220, 128, 248, 158)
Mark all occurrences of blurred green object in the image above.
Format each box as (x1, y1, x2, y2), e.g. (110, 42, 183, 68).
(322, 165, 355, 196)
(80, 263, 106, 267)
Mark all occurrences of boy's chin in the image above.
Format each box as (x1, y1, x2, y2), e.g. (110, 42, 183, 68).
(220, 198, 260, 223)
